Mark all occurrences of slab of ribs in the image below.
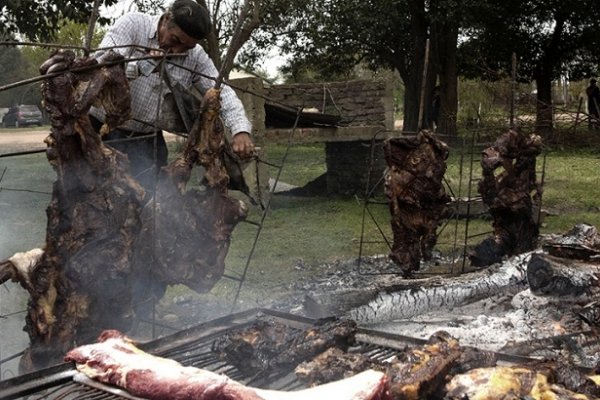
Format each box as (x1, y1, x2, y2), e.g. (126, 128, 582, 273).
(65, 330, 391, 400)
(8, 49, 247, 372)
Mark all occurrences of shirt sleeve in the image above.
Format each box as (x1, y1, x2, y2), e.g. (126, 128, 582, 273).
(190, 49, 253, 136)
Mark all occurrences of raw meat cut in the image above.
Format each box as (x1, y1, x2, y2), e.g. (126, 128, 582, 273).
(65, 330, 391, 400)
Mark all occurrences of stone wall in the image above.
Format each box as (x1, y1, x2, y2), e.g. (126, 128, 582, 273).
(233, 77, 393, 196)
(265, 79, 395, 130)
(230, 77, 266, 141)
(325, 140, 387, 196)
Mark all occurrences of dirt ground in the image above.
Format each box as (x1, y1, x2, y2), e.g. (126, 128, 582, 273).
(0, 127, 181, 151)
(0, 128, 49, 151)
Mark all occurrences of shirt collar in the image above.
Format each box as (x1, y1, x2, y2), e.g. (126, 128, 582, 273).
(149, 14, 162, 42)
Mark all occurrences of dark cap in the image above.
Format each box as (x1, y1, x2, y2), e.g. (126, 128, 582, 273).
(591, 78, 597, 84)
(169, 0, 211, 40)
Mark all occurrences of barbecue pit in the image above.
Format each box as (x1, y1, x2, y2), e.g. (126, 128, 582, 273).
(1, 307, 571, 400)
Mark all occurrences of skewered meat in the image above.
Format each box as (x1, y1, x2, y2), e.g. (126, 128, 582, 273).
(213, 318, 357, 376)
(131, 87, 248, 309)
(470, 130, 542, 267)
(15, 50, 144, 372)
(384, 130, 450, 277)
(65, 330, 392, 400)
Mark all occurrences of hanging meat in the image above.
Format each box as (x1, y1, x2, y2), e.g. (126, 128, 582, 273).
(131, 86, 248, 311)
(7, 49, 145, 372)
(469, 129, 542, 267)
(383, 130, 450, 277)
(6, 49, 248, 373)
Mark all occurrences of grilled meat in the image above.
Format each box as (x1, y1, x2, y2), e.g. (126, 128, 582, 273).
(213, 318, 357, 376)
(16, 50, 143, 372)
(296, 331, 463, 400)
(445, 366, 597, 400)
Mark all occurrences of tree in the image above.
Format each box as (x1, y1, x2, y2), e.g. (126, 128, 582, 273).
(0, 0, 118, 42)
(242, 0, 471, 136)
(462, 0, 600, 135)
(0, 43, 34, 107)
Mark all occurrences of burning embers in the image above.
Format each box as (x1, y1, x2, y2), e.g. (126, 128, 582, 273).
(2, 50, 247, 372)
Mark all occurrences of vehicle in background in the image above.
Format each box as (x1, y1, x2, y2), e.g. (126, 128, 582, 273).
(2, 104, 43, 128)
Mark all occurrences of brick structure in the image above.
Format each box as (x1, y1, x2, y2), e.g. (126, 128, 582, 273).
(233, 78, 395, 196)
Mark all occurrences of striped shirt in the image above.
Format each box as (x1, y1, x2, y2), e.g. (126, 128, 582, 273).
(90, 12, 252, 135)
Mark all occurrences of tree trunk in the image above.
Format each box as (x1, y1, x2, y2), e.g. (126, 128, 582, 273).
(436, 23, 458, 137)
(533, 14, 566, 137)
(196, 0, 222, 70)
(534, 73, 554, 136)
(401, 0, 428, 134)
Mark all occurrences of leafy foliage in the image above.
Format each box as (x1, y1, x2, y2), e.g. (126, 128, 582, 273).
(0, 0, 118, 41)
(461, 0, 600, 81)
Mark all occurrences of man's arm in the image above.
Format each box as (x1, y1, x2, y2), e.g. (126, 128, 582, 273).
(190, 49, 254, 158)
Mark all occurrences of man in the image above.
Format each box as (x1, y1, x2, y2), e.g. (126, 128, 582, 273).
(90, 0, 254, 192)
(586, 78, 600, 131)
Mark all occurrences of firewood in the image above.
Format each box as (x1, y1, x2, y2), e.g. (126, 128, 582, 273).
(527, 253, 600, 297)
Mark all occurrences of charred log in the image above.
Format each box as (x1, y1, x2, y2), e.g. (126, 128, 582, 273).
(384, 130, 450, 277)
(132, 88, 247, 305)
(13, 50, 144, 372)
(335, 253, 531, 325)
(469, 130, 542, 267)
(212, 318, 357, 377)
(527, 253, 600, 297)
(542, 223, 600, 261)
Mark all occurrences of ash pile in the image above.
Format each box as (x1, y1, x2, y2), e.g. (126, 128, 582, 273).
(288, 223, 600, 373)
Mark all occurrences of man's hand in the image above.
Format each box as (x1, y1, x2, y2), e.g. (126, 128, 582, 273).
(232, 132, 255, 159)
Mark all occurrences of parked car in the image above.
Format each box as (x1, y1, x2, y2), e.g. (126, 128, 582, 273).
(2, 104, 43, 128)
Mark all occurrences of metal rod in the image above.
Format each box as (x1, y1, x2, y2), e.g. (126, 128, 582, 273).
(230, 108, 303, 311)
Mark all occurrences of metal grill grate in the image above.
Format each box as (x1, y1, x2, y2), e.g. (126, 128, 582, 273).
(0, 309, 407, 400)
(0, 307, 562, 400)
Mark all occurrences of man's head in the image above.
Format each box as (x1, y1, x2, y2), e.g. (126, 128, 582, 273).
(158, 0, 211, 53)
(591, 78, 597, 85)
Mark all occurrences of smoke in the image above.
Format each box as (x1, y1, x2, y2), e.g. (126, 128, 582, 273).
(0, 151, 53, 380)
(0, 282, 29, 380)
